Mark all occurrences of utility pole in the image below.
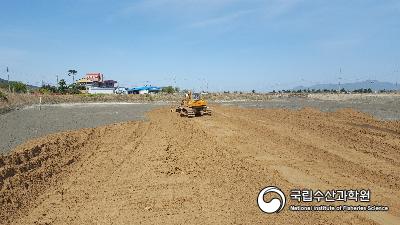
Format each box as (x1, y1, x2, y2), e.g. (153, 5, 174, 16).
(6, 66, 10, 92)
(338, 68, 342, 93)
(396, 70, 398, 92)
(56, 75, 59, 87)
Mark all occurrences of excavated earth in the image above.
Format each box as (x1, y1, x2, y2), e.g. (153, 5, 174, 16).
(1, 106, 399, 224)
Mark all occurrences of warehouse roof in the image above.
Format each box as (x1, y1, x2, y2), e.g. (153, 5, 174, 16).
(128, 86, 161, 91)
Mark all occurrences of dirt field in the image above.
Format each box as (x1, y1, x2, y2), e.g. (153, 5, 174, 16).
(1, 106, 400, 224)
(2, 94, 399, 154)
(0, 92, 274, 114)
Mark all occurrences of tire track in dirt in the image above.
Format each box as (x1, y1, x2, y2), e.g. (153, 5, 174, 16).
(203, 106, 399, 224)
(1, 106, 399, 224)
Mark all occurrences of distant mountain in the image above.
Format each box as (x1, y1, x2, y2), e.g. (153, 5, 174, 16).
(293, 80, 399, 91)
(0, 77, 38, 89)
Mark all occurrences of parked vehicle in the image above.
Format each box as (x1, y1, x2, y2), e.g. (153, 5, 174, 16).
(115, 87, 128, 95)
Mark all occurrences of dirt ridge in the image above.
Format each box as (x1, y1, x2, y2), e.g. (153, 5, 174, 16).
(1, 106, 399, 224)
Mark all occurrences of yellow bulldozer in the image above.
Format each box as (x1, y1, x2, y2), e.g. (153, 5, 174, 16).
(175, 91, 212, 117)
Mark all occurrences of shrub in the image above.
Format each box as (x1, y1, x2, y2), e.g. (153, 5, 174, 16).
(11, 82, 27, 93)
(39, 85, 58, 94)
(0, 90, 7, 101)
(162, 86, 176, 94)
(67, 84, 81, 94)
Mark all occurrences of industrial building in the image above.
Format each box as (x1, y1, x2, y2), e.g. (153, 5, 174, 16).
(128, 86, 161, 94)
(75, 72, 163, 95)
(76, 73, 117, 88)
(87, 87, 116, 94)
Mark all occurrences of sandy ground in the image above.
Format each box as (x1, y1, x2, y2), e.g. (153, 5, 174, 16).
(2, 94, 399, 154)
(1, 106, 399, 224)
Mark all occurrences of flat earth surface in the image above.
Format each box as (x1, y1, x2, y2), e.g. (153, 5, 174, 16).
(0, 103, 164, 154)
(220, 95, 400, 120)
(1, 95, 399, 154)
(1, 105, 399, 224)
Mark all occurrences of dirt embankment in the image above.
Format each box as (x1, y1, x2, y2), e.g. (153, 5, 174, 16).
(1, 106, 400, 224)
(0, 128, 102, 224)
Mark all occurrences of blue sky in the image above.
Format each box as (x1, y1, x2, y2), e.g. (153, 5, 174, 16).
(0, 0, 399, 91)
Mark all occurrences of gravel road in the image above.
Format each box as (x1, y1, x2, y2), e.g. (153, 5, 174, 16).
(0, 103, 164, 154)
(220, 95, 400, 120)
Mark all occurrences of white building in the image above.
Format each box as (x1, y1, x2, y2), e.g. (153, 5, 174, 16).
(88, 87, 115, 94)
(138, 89, 149, 94)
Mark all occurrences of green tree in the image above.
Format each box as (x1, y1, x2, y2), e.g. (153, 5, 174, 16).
(40, 84, 58, 94)
(68, 69, 78, 84)
(58, 79, 67, 93)
(162, 86, 175, 94)
(67, 83, 81, 94)
(11, 82, 27, 93)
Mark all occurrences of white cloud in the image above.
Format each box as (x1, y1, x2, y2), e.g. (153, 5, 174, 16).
(189, 9, 255, 28)
(260, 0, 303, 19)
(120, 0, 241, 15)
(107, 0, 305, 29)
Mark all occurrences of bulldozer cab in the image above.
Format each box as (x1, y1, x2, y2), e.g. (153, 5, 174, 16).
(192, 93, 201, 100)
(185, 91, 201, 102)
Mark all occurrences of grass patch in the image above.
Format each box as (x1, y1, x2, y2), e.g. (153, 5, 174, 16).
(0, 90, 7, 101)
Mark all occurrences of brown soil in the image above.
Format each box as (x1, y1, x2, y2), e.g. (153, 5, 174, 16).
(1, 106, 399, 224)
